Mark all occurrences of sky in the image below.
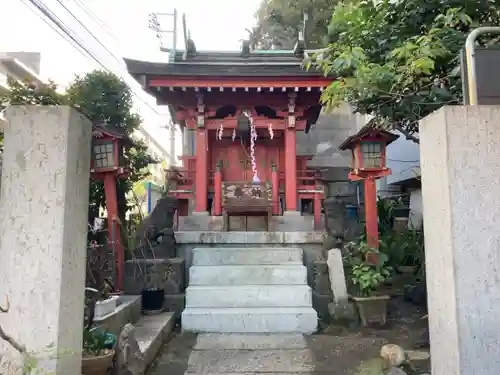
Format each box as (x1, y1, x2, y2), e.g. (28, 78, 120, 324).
(0, 0, 261, 153)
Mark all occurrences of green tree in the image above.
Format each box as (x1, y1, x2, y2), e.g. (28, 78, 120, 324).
(66, 71, 157, 221)
(309, 0, 500, 142)
(0, 71, 157, 221)
(250, 0, 338, 49)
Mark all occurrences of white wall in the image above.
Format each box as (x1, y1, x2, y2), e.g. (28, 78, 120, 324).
(409, 188, 423, 229)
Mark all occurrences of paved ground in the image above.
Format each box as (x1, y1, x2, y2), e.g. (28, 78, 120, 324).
(147, 298, 430, 375)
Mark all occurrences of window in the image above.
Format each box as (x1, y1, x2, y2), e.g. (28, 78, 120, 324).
(93, 142, 114, 168)
(361, 142, 382, 169)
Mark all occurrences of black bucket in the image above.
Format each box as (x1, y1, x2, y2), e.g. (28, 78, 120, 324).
(141, 289, 165, 312)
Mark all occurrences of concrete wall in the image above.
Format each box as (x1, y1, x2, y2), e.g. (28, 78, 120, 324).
(409, 188, 423, 229)
(385, 131, 421, 185)
(420, 106, 500, 375)
(302, 104, 367, 169)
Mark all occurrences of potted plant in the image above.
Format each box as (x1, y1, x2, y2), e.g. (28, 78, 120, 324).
(395, 229, 424, 275)
(82, 288, 116, 375)
(132, 224, 165, 314)
(82, 328, 116, 375)
(346, 243, 393, 326)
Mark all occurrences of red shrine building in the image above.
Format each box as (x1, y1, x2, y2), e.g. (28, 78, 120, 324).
(125, 40, 333, 231)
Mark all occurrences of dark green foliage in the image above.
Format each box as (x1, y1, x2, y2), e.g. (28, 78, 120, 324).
(0, 71, 158, 220)
(250, 0, 339, 49)
(309, 0, 500, 141)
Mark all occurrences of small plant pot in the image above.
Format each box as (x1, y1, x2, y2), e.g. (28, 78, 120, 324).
(82, 350, 115, 375)
(397, 265, 418, 275)
(141, 288, 165, 312)
(352, 295, 390, 326)
(94, 295, 119, 319)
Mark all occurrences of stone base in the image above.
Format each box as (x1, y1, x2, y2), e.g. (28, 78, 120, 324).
(178, 214, 319, 231)
(328, 300, 358, 323)
(93, 295, 141, 337)
(115, 312, 175, 375)
(124, 258, 186, 295)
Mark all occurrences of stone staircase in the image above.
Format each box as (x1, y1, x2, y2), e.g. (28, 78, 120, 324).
(182, 247, 318, 333)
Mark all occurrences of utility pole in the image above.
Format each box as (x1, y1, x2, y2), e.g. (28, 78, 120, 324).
(148, 9, 178, 54)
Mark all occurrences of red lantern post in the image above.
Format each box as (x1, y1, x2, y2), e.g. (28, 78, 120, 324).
(90, 124, 131, 292)
(339, 126, 399, 250)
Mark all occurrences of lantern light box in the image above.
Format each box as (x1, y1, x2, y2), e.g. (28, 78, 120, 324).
(340, 126, 399, 181)
(90, 124, 131, 175)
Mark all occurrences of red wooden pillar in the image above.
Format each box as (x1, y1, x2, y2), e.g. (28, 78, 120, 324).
(271, 165, 279, 214)
(103, 173, 124, 291)
(195, 128, 208, 213)
(364, 177, 379, 249)
(284, 128, 297, 211)
(214, 162, 222, 216)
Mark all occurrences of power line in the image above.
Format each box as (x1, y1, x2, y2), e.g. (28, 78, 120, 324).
(51, 0, 161, 114)
(55, 0, 124, 68)
(73, 0, 120, 45)
(21, 0, 161, 115)
(22, 0, 99, 66)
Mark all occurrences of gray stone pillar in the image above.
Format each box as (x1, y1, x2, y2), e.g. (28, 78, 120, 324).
(420, 106, 500, 375)
(0, 106, 91, 373)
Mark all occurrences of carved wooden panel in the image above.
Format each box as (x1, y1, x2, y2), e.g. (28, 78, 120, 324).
(222, 182, 272, 205)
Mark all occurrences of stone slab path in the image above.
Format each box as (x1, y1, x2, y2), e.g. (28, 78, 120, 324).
(186, 334, 314, 375)
(148, 333, 394, 375)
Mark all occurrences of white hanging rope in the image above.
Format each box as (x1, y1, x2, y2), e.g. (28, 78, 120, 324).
(243, 110, 259, 183)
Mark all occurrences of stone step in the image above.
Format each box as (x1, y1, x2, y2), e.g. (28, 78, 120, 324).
(134, 312, 175, 368)
(191, 247, 303, 266)
(185, 285, 312, 308)
(182, 307, 318, 333)
(186, 348, 315, 373)
(189, 265, 308, 286)
(194, 333, 308, 350)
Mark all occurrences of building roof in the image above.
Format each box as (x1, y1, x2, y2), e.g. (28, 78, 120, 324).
(339, 120, 400, 150)
(124, 49, 325, 78)
(92, 124, 134, 146)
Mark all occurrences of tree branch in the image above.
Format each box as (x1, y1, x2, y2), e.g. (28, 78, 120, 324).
(394, 124, 420, 144)
(0, 296, 27, 355)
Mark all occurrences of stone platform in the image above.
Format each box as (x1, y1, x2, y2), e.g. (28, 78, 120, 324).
(178, 213, 322, 231)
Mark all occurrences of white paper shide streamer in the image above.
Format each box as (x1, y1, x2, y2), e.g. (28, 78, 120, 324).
(268, 123, 274, 139)
(216, 124, 224, 140)
(243, 110, 259, 183)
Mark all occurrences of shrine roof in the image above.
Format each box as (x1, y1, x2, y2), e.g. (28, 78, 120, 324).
(124, 49, 324, 78)
(339, 120, 399, 150)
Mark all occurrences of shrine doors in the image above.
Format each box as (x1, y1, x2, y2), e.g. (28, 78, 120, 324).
(211, 141, 278, 183)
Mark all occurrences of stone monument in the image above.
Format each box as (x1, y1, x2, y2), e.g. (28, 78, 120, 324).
(0, 106, 92, 374)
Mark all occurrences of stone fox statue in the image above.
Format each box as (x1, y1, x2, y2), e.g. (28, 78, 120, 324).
(133, 195, 178, 258)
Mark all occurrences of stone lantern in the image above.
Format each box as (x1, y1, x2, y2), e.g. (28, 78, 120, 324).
(339, 125, 399, 249)
(91, 124, 132, 291)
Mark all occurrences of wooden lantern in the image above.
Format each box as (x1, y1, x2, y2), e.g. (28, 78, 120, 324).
(90, 124, 130, 178)
(339, 125, 399, 250)
(340, 127, 399, 181)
